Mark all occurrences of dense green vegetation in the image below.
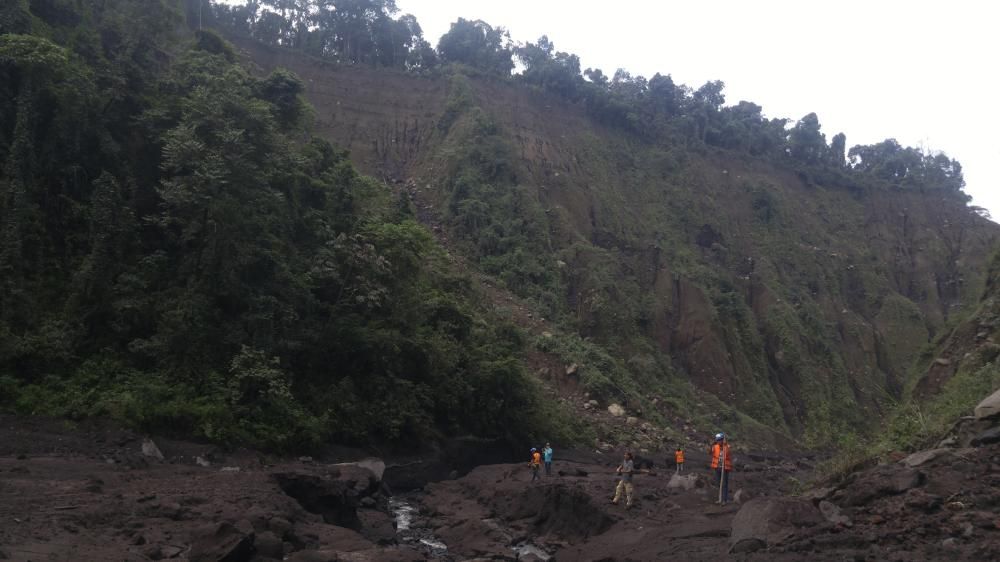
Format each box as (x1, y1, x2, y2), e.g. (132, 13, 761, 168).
(2, 0, 993, 456)
(0, 0, 591, 452)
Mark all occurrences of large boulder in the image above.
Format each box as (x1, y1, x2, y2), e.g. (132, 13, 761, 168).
(189, 520, 255, 562)
(840, 466, 925, 507)
(729, 497, 823, 553)
(272, 467, 379, 529)
(974, 389, 1000, 419)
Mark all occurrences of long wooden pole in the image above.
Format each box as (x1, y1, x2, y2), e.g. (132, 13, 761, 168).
(718, 444, 726, 504)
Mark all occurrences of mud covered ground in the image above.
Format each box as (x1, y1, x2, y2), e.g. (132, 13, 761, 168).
(2, 414, 999, 561)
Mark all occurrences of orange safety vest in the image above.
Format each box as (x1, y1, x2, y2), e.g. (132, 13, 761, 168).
(531, 452, 541, 466)
(711, 442, 732, 471)
(675, 450, 685, 463)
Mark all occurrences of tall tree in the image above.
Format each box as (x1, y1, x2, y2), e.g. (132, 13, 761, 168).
(437, 18, 513, 76)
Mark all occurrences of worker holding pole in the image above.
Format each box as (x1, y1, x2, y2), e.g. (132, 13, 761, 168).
(710, 433, 733, 505)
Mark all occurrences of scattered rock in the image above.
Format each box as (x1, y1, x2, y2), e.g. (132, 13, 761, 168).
(220, 466, 241, 472)
(587, 400, 599, 408)
(974, 389, 1000, 419)
(141, 438, 164, 461)
(189, 520, 255, 562)
(942, 537, 958, 548)
(934, 357, 952, 366)
(626, 416, 639, 426)
(565, 363, 579, 376)
(607, 403, 626, 417)
(195, 456, 211, 467)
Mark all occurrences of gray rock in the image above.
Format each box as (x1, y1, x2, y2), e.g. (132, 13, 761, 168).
(974, 388, 1000, 419)
(667, 473, 699, 491)
(730, 497, 824, 550)
(730, 538, 766, 553)
(607, 403, 626, 417)
(355, 458, 386, 482)
(141, 438, 164, 461)
(900, 448, 949, 468)
(195, 456, 211, 467)
(733, 489, 745, 504)
(189, 520, 255, 562)
(934, 357, 952, 366)
(801, 487, 835, 502)
(626, 416, 639, 425)
(267, 516, 292, 538)
(891, 468, 925, 493)
(818, 500, 852, 527)
(971, 426, 1000, 447)
(255, 531, 284, 558)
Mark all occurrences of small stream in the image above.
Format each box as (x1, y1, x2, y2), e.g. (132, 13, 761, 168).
(389, 496, 552, 561)
(389, 496, 449, 558)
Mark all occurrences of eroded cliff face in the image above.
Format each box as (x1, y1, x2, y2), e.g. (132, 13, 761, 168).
(236, 37, 999, 441)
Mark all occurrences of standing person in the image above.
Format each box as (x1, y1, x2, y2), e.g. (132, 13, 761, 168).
(542, 443, 554, 476)
(611, 451, 635, 509)
(710, 433, 733, 504)
(674, 446, 685, 474)
(529, 447, 542, 482)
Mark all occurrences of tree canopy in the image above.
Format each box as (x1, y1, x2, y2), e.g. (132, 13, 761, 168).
(0, 0, 578, 452)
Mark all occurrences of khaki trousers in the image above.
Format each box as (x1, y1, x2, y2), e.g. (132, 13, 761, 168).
(613, 480, 634, 506)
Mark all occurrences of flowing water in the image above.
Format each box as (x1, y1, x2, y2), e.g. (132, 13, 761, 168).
(389, 496, 449, 557)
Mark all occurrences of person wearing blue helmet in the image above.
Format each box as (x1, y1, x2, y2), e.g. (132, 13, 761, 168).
(710, 433, 732, 504)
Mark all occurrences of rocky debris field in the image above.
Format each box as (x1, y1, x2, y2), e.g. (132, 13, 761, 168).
(2, 397, 1000, 561)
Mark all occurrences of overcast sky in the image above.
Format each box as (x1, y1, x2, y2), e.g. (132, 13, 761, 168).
(395, 0, 999, 218)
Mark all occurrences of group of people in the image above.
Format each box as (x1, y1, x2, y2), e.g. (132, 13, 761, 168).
(531, 432, 734, 510)
(528, 443, 554, 481)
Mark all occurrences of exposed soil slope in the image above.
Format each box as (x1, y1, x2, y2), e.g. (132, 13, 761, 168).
(231, 36, 1000, 443)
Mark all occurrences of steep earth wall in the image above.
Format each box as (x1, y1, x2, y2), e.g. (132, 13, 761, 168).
(233, 36, 999, 442)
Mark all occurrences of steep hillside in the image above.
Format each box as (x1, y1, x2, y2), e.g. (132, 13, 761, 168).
(237, 37, 999, 445)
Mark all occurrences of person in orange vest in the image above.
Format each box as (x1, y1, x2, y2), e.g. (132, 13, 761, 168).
(710, 433, 733, 504)
(674, 446, 685, 473)
(529, 447, 542, 482)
